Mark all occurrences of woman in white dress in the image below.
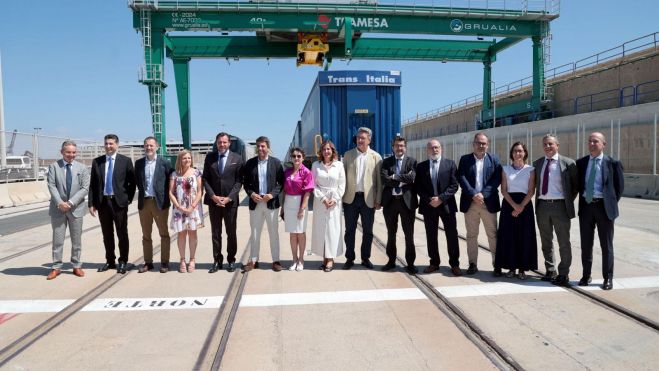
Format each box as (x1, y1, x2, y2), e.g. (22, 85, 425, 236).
(169, 150, 204, 273)
(311, 140, 346, 272)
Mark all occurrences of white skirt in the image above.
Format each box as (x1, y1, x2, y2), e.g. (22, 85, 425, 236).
(283, 194, 308, 233)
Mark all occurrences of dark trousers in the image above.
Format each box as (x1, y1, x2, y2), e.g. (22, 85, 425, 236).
(209, 204, 238, 263)
(343, 193, 375, 262)
(98, 197, 129, 264)
(579, 201, 615, 279)
(423, 207, 460, 268)
(383, 197, 416, 266)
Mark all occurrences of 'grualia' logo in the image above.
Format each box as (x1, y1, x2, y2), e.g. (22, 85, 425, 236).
(450, 19, 463, 32)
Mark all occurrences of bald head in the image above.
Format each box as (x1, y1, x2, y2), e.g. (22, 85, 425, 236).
(588, 132, 607, 157)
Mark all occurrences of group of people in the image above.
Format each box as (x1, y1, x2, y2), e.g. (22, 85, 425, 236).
(46, 128, 624, 290)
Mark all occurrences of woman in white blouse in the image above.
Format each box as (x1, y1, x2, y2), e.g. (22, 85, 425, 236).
(310, 140, 346, 272)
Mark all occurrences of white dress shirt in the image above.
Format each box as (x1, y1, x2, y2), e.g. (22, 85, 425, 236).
(539, 153, 565, 199)
(144, 155, 157, 197)
(391, 155, 405, 196)
(104, 153, 117, 196)
(258, 157, 269, 195)
(355, 148, 368, 193)
(474, 155, 485, 193)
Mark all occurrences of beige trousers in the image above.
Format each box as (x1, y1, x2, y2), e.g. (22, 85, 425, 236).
(138, 198, 171, 264)
(464, 203, 498, 266)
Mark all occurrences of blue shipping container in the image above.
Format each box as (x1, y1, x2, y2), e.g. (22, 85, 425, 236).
(296, 70, 401, 159)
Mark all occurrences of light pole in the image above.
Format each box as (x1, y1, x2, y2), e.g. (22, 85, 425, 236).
(33, 127, 41, 180)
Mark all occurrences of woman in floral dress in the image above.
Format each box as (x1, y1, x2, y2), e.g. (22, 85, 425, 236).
(169, 150, 204, 273)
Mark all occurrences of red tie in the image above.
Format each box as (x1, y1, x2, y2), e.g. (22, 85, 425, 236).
(541, 158, 553, 196)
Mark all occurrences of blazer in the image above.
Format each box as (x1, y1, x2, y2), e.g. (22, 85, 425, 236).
(533, 154, 578, 219)
(88, 153, 136, 209)
(577, 155, 624, 221)
(342, 147, 383, 208)
(380, 155, 418, 210)
(415, 157, 459, 215)
(242, 156, 284, 210)
(203, 150, 244, 207)
(135, 156, 173, 210)
(457, 153, 502, 213)
(47, 159, 90, 218)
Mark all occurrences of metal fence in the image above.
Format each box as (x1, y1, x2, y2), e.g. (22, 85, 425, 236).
(407, 102, 659, 175)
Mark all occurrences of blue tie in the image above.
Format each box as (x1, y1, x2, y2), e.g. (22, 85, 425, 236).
(395, 158, 402, 194)
(105, 156, 114, 195)
(219, 154, 226, 175)
(65, 163, 72, 199)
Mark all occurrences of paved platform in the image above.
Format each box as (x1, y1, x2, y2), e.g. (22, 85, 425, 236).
(0, 195, 657, 370)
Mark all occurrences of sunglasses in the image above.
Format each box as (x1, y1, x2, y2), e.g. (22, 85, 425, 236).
(292, 154, 303, 159)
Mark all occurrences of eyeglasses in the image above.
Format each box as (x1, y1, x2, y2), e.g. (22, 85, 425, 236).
(473, 142, 488, 146)
(292, 155, 303, 159)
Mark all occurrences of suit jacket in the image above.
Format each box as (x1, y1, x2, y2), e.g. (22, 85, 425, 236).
(457, 153, 502, 213)
(342, 147, 383, 208)
(577, 155, 624, 220)
(47, 159, 90, 218)
(380, 155, 418, 210)
(203, 150, 244, 207)
(135, 156, 173, 210)
(88, 153, 136, 208)
(415, 157, 459, 215)
(533, 154, 578, 218)
(242, 156, 284, 210)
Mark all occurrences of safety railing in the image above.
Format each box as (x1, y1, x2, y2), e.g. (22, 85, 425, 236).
(404, 31, 659, 126)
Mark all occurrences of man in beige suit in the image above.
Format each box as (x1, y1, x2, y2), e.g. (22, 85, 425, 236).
(342, 127, 382, 269)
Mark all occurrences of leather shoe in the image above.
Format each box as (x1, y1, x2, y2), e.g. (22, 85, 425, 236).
(578, 276, 592, 286)
(423, 265, 439, 274)
(342, 260, 354, 270)
(361, 259, 374, 269)
(117, 262, 127, 274)
(541, 270, 557, 281)
(98, 263, 116, 272)
(243, 261, 256, 272)
(551, 275, 570, 287)
(46, 269, 61, 280)
(466, 263, 478, 275)
(406, 265, 418, 275)
(493, 267, 503, 277)
(602, 278, 613, 290)
(72, 268, 85, 277)
(381, 262, 396, 271)
(272, 261, 283, 272)
(138, 263, 154, 273)
(160, 263, 170, 273)
(451, 266, 463, 276)
(227, 262, 236, 272)
(208, 261, 221, 273)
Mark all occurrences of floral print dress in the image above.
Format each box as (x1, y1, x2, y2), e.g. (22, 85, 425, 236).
(170, 169, 204, 232)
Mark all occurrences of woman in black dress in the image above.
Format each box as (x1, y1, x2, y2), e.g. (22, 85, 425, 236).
(495, 142, 537, 279)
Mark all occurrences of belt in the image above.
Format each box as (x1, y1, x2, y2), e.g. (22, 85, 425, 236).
(392, 195, 404, 200)
(144, 196, 155, 200)
(589, 198, 604, 203)
(355, 192, 364, 195)
(103, 195, 115, 199)
(539, 198, 564, 203)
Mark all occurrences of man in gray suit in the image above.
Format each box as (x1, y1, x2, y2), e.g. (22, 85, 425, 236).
(533, 134, 578, 287)
(135, 136, 174, 273)
(46, 140, 90, 280)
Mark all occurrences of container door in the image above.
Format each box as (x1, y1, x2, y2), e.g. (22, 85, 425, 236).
(349, 113, 375, 147)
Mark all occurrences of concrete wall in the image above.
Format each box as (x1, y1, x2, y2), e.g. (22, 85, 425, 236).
(0, 180, 50, 208)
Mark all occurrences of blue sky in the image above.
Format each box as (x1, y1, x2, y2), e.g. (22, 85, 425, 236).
(1, 0, 657, 158)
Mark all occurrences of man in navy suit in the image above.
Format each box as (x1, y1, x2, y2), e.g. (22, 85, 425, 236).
(135, 137, 174, 273)
(415, 139, 462, 276)
(577, 132, 624, 290)
(203, 132, 244, 273)
(457, 132, 502, 276)
(88, 134, 136, 274)
(380, 136, 418, 274)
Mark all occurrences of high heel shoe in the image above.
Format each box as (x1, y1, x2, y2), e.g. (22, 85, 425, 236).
(188, 259, 195, 273)
(179, 259, 187, 273)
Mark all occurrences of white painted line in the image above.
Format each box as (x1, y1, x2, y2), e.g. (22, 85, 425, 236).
(239, 288, 427, 307)
(1, 276, 658, 314)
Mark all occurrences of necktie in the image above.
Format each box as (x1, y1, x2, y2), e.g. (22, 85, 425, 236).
(585, 158, 599, 203)
(105, 156, 114, 195)
(65, 163, 72, 199)
(541, 158, 552, 196)
(395, 158, 401, 194)
(219, 154, 226, 175)
(431, 160, 439, 196)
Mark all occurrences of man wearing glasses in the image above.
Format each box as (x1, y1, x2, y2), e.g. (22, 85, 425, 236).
(457, 132, 502, 276)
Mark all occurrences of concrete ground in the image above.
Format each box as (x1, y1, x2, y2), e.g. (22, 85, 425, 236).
(0, 195, 657, 370)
